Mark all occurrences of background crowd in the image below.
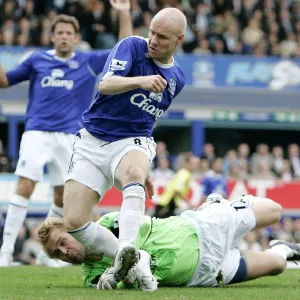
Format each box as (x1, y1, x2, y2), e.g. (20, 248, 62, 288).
(152, 141, 300, 183)
(1, 0, 300, 57)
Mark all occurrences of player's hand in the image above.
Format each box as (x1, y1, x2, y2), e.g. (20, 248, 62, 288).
(97, 268, 117, 290)
(139, 75, 167, 93)
(110, 0, 130, 12)
(145, 177, 154, 199)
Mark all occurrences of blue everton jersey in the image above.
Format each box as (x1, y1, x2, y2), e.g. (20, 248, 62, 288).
(6, 49, 110, 133)
(82, 36, 185, 141)
(201, 171, 228, 197)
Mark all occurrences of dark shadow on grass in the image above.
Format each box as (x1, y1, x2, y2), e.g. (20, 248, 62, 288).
(223, 284, 298, 289)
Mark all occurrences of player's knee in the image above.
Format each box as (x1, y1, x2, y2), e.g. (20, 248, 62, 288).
(253, 197, 282, 224)
(16, 177, 36, 198)
(272, 202, 283, 223)
(265, 199, 282, 223)
(269, 257, 285, 275)
(64, 215, 84, 231)
(124, 165, 146, 184)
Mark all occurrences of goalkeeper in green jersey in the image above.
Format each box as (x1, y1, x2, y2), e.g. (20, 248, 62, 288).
(37, 194, 300, 290)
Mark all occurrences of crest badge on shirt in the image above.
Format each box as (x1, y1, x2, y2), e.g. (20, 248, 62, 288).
(168, 77, 177, 96)
(110, 59, 128, 71)
(69, 60, 79, 69)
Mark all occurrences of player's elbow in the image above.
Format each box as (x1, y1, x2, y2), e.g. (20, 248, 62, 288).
(0, 79, 9, 88)
(98, 80, 113, 95)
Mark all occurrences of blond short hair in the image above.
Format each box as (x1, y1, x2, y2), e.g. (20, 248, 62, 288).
(37, 217, 64, 257)
(51, 14, 80, 33)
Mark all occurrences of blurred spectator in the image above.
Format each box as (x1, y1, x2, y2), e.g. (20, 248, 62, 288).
(271, 146, 285, 177)
(151, 157, 174, 181)
(134, 11, 152, 38)
(276, 217, 295, 243)
(195, 3, 210, 33)
(201, 157, 227, 201)
(0, 0, 20, 21)
(202, 142, 215, 168)
(74, 33, 92, 51)
(293, 218, 300, 243)
(154, 152, 200, 218)
(267, 222, 282, 241)
(250, 161, 275, 180)
(193, 38, 212, 54)
(223, 149, 238, 175)
(239, 231, 262, 251)
(250, 143, 273, 175)
(0, 139, 11, 172)
(152, 141, 169, 169)
(237, 143, 250, 170)
(241, 17, 264, 49)
(1, 19, 16, 45)
(288, 144, 300, 178)
(223, 21, 240, 54)
(196, 157, 210, 179)
(0, 0, 299, 56)
(281, 160, 293, 183)
(21, 224, 40, 265)
(86, 0, 116, 49)
(227, 163, 244, 180)
(280, 32, 298, 57)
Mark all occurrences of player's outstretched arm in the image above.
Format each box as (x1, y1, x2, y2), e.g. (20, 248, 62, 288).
(0, 63, 9, 88)
(99, 74, 167, 95)
(110, 0, 133, 39)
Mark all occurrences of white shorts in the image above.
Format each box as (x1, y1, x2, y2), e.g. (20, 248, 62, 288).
(15, 130, 74, 186)
(66, 128, 156, 198)
(181, 195, 257, 287)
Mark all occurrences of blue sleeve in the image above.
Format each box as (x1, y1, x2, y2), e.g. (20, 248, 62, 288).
(88, 50, 111, 75)
(6, 53, 34, 86)
(202, 177, 211, 197)
(99, 37, 138, 81)
(224, 179, 228, 197)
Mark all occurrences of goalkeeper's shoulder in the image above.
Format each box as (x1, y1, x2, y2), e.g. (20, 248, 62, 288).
(96, 212, 120, 228)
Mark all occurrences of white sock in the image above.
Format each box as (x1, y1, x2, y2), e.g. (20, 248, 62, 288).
(47, 203, 64, 218)
(1, 194, 29, 254)
(67, 221, 118, 259)
(119, 183, 145, 247)
(266, 245, 294, 261)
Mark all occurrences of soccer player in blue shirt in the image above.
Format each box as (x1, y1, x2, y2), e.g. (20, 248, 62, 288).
(63, 7, 187, 291)
(201, 158, 228, 202)
(0, 0, 133, 267)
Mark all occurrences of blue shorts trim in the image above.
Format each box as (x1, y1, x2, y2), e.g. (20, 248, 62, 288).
(229, 254, 248, 284)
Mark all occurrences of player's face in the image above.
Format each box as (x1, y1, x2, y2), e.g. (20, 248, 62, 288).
(51, 22, 78, 58)
(148, 21, 183, 63)
(46, 227, 86, 264)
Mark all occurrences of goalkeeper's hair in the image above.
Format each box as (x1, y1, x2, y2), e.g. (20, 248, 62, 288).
(37, 217, 64, 257)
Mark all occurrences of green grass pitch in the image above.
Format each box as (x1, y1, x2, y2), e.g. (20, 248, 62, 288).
(1, 266, 300, 300)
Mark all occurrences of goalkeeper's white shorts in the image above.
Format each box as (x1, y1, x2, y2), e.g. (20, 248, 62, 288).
(181, 195, 258, 287)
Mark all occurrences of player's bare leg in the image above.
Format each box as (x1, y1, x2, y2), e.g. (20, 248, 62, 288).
(251, 197, 282, 229)
(63, 180, 119, 259)
(242, 250, 286, 281)
(113, 150, 157, 290)
(0, 177, 35, 266)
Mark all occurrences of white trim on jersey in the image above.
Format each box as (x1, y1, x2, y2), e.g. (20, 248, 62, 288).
(46, 49, 75, 62)
(87, 63, 97, 78)
(152, 56, 174, 69)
